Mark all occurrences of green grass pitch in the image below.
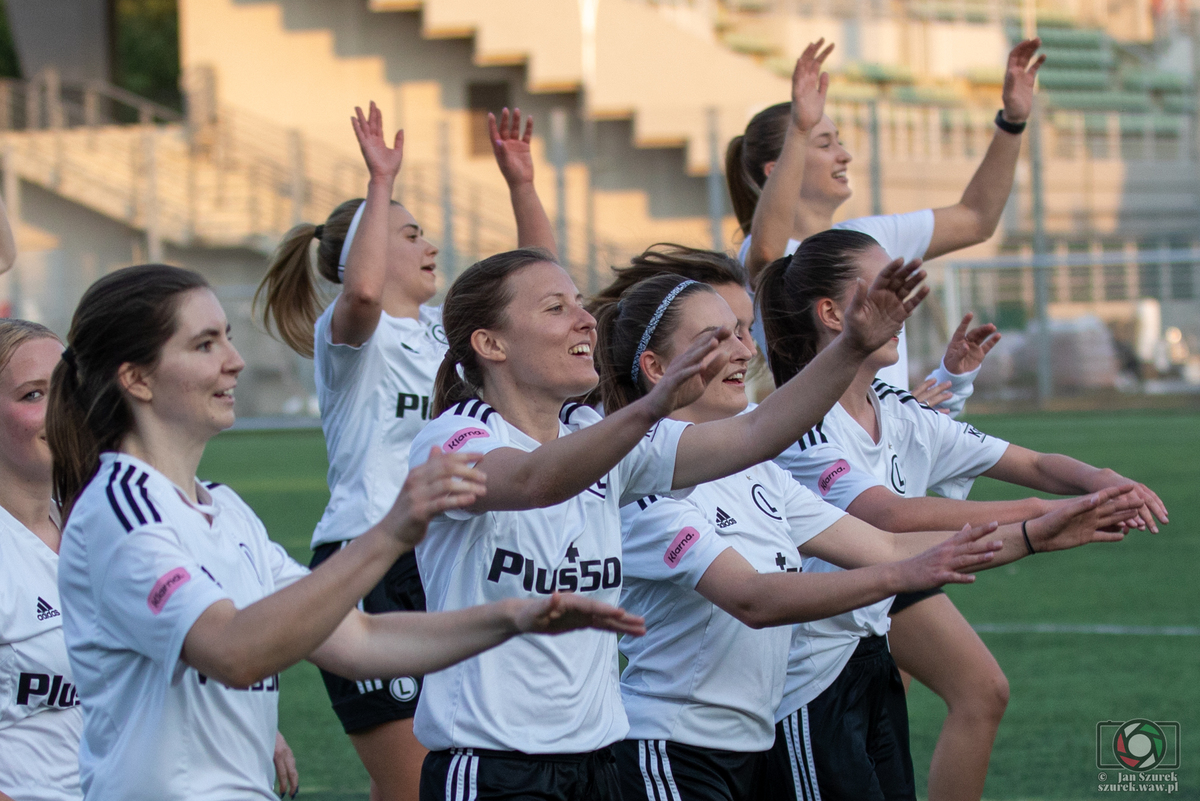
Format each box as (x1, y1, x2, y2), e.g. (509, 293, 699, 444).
(197, 410, 1200, 800)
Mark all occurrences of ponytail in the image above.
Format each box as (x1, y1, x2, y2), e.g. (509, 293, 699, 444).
(432, 247, 556, 416)
(725, 103, 791, 237)
(756, 229, 877, 387)
(48, 264, 209, 518)
(595, 274, 715, 413)
(255, 198, 364, 358)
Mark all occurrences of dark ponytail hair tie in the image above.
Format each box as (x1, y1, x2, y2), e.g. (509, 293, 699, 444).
(61, 347, 77, 368)
(313, 224, 324, 240)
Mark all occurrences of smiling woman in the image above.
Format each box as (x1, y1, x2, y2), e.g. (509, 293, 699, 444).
(42, 263, 644, 801)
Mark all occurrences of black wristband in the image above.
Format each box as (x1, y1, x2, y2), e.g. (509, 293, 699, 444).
(1021, 520, 1036, 555)
(995, 109, 1027, 135)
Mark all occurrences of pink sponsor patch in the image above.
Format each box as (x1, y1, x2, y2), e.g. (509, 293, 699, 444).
(817, 459, 851, 496)
(443, 427, 489, 453)
(663, 527, 700, 568)
(147, 567, 191, 615)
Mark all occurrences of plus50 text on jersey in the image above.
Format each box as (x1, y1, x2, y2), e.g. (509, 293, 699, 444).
(487, 547, 622, 594)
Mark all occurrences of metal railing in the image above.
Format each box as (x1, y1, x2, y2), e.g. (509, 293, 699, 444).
(0, 72, 635, 288)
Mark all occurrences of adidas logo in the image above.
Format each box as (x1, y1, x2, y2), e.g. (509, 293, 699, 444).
(36, 597, 60, 621)
(715, 507, 737, 529)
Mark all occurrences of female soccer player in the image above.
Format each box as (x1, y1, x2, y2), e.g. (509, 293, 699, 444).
(49, 264, 642, 801)
(405, 240, 934, 799)
(257, 102, 554, 800)
(728, 38, 1038, 400)
(589, 258, 1140, 801)
(0, 321, 80, 801)
(757, 231, 1161, 801)
(0, 318, 302, 801)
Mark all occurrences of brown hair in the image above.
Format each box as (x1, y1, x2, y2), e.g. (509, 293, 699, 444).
(757, 229, 877, 386)
(432, 247, 558, 416)
(596, 274, 716, 413)
(255, 198, 371, 358)
(588, 243, 747, 313)
(48, 264, 210, 517)
(0, 319, 60, 377)
(725, 102, 790, 237)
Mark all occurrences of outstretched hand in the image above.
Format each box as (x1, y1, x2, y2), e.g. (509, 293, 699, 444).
(640, 327, 732, 420)
(843, 258, 928, 356)
(351, 100, 404, 180)
(1001, 38, 1045, 125)
(897, 523, 1001, 591)
(912, 378, 954, 410)
(1086, 470, 1169, 533)
(1027, 485, 1144, 553)
(387, 448, 487, 549)
(943, 313, 1001, 375)
(514, 592, 646, 637)
(790, 39, 834, 133)
(490, 108, 536, 189)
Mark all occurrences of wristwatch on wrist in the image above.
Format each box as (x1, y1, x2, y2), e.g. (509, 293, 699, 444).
(995, 109, 1027, 134)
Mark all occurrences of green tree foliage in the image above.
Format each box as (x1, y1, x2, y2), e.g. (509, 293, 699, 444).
(112, 0, 181, 109)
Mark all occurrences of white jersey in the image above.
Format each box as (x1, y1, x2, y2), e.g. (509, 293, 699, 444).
(619, 461, 845, 752)
(311, 303, 447, 548)
(409, 400, 690, 754)
(740, 209, 936, 390)
(0, 506, 82, 801)
(772, 380, 1009, 718)
(58, 453, 310, 800)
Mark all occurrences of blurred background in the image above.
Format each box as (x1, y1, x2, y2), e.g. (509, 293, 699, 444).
(2, 0, 1200, 415)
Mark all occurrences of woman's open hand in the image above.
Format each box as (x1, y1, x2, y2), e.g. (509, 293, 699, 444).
(511, 592, 646, 637)
(842, 257, 928, 356)
(351, 100, 404, 181)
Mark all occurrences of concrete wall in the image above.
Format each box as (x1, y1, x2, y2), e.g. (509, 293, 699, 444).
(6, 0, 111, 81)
(0, 180, 307, 417)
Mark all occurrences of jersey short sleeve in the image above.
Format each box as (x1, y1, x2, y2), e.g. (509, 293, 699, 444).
(924, 415, 1009, 500)
(96, 526, 230, 680)
(410, 405, 512, 521)
(621, 496, 729, 589)
(779, 475, 848, 549)
(313, 300, 370, 392)
(775, 430, 886, 512)
(833, 209, 935, 262)
(614, 418, 691, 506)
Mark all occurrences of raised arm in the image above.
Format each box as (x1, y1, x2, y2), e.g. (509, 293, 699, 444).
(331, 101, 403, 346)
(180, 450, 485, 688)
(745, 40, 833, 280)
(467, 328, 731, 512)
(925, 39, 1044, 260)
(490, 108, 557, 255)
(672, 257, 928, 488)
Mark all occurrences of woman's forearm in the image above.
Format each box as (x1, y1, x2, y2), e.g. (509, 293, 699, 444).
(746, 126, 809, 280)
(474, 399, 661, 511)
(181, 525, 407, 688)
(846, 487, 1047, 533)
(705, 561, 905, 629)
(509, 182, 557, 255)
(310, 601, 521, 680)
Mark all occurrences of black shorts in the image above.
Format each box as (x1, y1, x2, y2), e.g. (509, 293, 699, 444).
(420, 747, 622, 801)
(765, 635, 915, 801)
(309, 542, 426, 734)
(613, 739, 770, 801)
(889, 587, 945, 616)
